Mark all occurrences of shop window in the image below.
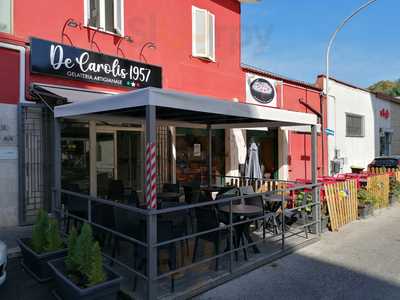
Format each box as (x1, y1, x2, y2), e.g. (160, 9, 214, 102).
(84, 0, 124, 35)
(192, 6, 215, 61)
(176, 128, 225, 184)
(61, 122, 90, 194)
(346, 113, 364, 137)
(0, 0, 12, 33)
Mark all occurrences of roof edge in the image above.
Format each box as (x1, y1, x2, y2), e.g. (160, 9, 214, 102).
(242, 64, 322, 91)
(318, 74, 400, 105)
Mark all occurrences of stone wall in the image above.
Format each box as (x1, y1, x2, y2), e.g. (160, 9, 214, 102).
(0, 103, 19, 227)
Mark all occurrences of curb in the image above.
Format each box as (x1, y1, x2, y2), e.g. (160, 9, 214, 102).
(8, 247, 21, 259)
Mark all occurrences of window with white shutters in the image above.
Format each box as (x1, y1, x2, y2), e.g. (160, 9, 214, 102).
(192, 6, 216, 61)
(0, 0, 12, 33)
(84, 0, 124, 36)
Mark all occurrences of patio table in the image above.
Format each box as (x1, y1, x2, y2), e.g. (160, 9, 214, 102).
(201, 185, 234, 200)
(157, 192, 183, 202)
(219, 204, 263, 255)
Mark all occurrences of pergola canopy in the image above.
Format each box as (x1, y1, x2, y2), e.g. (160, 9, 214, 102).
(54, 87, 318, 128)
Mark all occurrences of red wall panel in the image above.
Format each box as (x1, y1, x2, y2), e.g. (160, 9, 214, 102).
(0, 47, 20, 104)
(281, 84, 327, 180)
(13, 0, 244, 101)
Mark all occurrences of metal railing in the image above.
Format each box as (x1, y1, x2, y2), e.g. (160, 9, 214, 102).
(53, 181, 321, 300)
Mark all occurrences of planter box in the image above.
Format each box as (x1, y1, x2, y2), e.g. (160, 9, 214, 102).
(351, 167, 364, 174)
(18, 238, 67, 283)
(320, 216, 329, 233)
(48, 257, 122, 300)
(389, 195, 398, 206)
(358, 204, 373, 219)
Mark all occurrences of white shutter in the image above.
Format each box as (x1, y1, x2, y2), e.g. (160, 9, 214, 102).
(207, 12, 215, 61)
(113, 0, 124, 35)
(192, 6, 207, 58)
(84, 0, 91, 26)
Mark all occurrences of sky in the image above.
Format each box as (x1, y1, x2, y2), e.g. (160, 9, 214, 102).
(241, 0, 399, 88)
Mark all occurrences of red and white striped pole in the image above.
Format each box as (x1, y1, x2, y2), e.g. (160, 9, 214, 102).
(145, 141, 157, 209)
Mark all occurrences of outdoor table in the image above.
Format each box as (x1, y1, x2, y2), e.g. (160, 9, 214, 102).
(262, 194, 289, 211)
(157, 191, 183, 202)
(202, 185, 233, 200)
(219, 204, 263, 254)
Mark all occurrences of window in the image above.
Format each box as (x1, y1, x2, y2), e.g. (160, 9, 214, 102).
(192, 6, 215, 61)
(0, 0, 12, 33)
(84, 0, 124, 35)
(346, 113, 364, 137)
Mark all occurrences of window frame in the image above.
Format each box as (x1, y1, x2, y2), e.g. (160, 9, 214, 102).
(84, 0, 124, 36)
(345, 113, 365, 137)
(192, 6, 216, 62)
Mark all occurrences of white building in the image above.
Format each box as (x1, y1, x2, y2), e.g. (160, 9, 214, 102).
(317, 76, 400, 174)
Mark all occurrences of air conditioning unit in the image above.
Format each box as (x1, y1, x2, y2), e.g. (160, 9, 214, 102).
(331, 159, 342, 175)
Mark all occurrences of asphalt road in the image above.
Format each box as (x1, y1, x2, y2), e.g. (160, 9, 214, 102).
(196, 204, 400, 300)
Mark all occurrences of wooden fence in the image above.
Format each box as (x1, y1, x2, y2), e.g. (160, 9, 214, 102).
(368, 167, 400, 181)
(229, 178, 289, 193)
(367, 174, 390, 208)
(324, 179, 358, 231)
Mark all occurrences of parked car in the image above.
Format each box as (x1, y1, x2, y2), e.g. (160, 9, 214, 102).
(368, 156, 400, 169)
(0, 240, 7, 286)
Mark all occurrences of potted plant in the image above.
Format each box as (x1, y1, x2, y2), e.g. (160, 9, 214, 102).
(389, 179, 400, 205)
(320, 201, 329, 233)
(48, 223, 122, 300)
(351, 166, 364, 174)
(295, 192, 315, 232)
(18, 209, 67, 282)
(357, 188, 375, 219)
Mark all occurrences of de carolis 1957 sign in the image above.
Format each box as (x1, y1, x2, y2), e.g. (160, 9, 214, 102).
(30, 37, 162, 89)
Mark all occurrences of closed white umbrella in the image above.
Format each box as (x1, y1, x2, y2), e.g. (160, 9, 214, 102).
(245, 142, 262, 179)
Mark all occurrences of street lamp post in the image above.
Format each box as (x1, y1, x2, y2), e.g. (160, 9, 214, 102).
(324, 0, 378, 173)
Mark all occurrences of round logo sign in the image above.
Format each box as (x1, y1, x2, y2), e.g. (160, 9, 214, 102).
(250, 78, 275, 104)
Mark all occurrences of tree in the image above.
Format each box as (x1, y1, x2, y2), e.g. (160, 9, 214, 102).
(369, 79, 400, 97)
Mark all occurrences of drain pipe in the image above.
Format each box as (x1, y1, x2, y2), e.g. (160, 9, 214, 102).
(299, 98, 325, 176)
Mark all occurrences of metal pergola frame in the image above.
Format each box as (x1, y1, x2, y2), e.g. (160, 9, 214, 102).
(52, 87, 320, 300)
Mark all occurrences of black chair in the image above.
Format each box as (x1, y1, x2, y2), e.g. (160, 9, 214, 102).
(163, 183, 180, 193)
(160, 201, 190, 261)
(243, 194, 266, 239)
(192, 206, 230, 270)
(133, 220, 177, 293)
(62, 183, 88, 232)
(92, 202, 115, 246)
(128, 190, 140, 207)
(108, 180, 125, 201)
(111, 207, 143, 263)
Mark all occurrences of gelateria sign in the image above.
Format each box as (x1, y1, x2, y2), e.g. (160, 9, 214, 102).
(30, 37, 162, 88)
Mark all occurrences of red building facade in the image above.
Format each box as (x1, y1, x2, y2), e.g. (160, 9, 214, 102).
(0, 0, 326, 227)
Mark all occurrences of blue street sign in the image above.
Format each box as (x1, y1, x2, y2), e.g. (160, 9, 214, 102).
(325, 128, 335, 136)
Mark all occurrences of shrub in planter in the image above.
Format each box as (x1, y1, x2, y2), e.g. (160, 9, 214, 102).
(18, 209, 67, 282)
(295, 192, 318, 232)
(48, 224, 121, 300)
(390, 180, 400, 205)
(357, 188, 375, 219)
(350, 166, 364, 174)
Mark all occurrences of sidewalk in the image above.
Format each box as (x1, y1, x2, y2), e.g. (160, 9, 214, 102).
(196, 204, 400, 300)
(0, 226, 32, 255)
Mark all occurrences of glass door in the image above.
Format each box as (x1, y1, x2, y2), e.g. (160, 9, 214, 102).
(117, 131, 143, 197)
(96, 132, 116, 197)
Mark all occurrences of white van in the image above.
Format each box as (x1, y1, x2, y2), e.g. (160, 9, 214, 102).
(0, 241, 7, 286)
